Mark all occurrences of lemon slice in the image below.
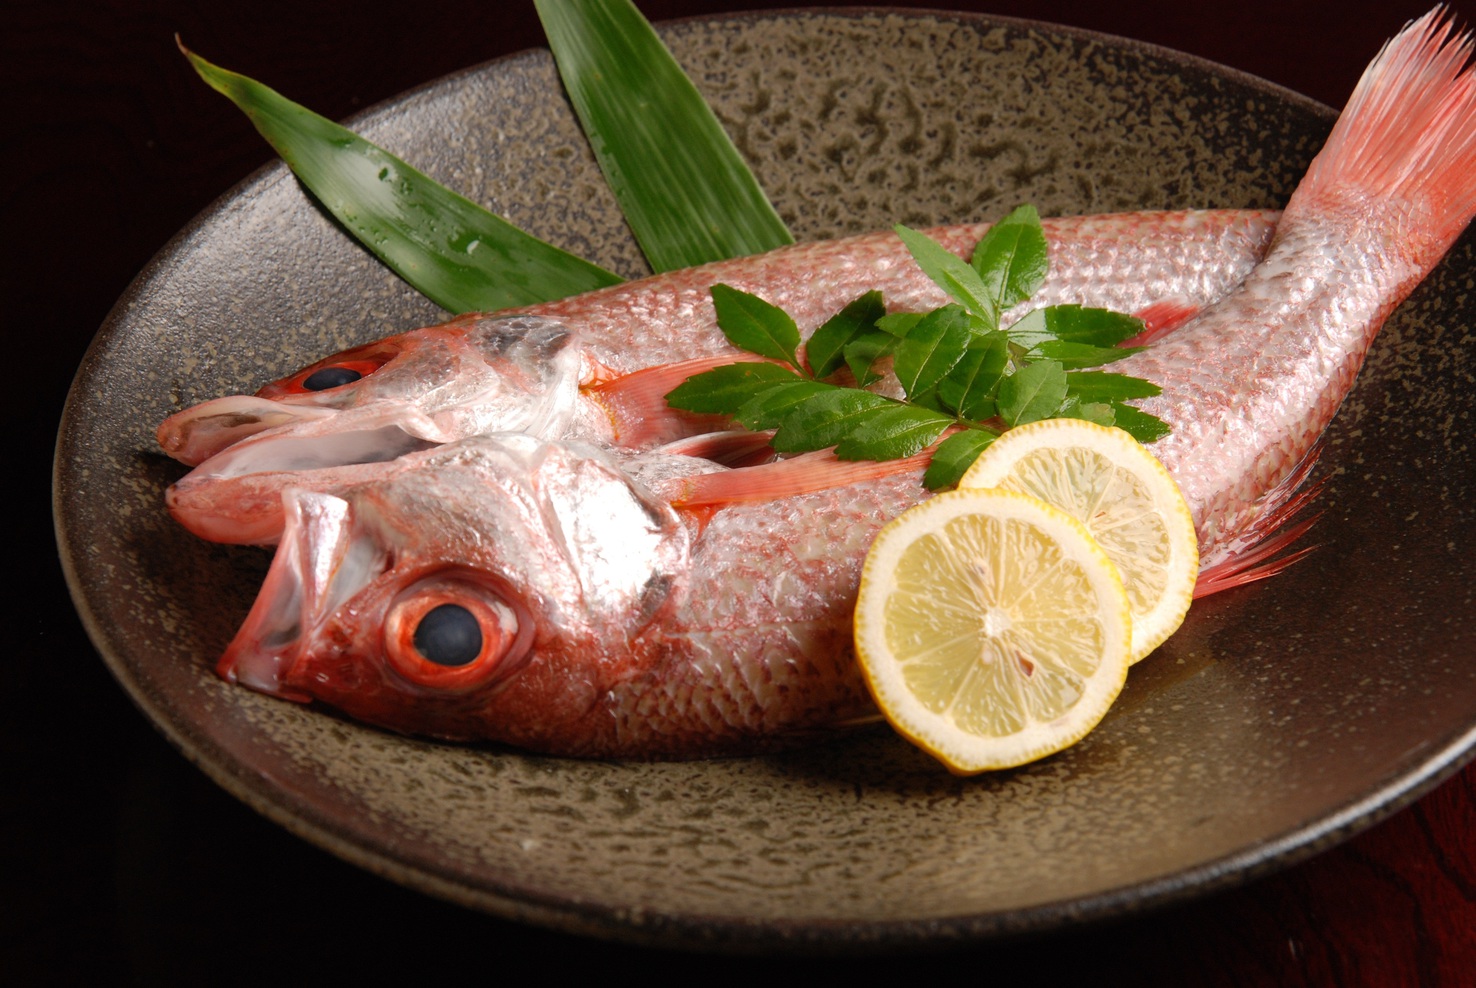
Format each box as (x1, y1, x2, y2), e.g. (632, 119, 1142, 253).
(854, 489, 1132, 773)
(959, 420, 1197, 663)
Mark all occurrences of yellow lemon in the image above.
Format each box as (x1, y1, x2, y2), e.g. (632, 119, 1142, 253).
(854, 489, 1132, 773)
(959, 420, 1197, 663)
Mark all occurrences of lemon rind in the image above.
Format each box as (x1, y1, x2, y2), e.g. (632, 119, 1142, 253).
(854, 488, 1133, 774)
(958, 419, 1198, 664)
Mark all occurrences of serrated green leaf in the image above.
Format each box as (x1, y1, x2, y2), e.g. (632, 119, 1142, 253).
(734, 379, 832, 430)
(1065, 371, 1162, 402)
(805, 291, 885, 378)
(1005, 304, 1147, 351)
(925, 428, 998, 489)
(834, 405, 953, 461)
(843, 331, 899, 387)
(664, 362, 799, 413)
(535, 0, 792, 271)
(1057, 397, 1117, 426)
(182, 45, 621, 313)
(1040, 304, 1145, 346)
(710, 284, 802, 370)
(1034, 340, 1145, 369)
(892, 305, 973, 398)
(1109, 401, 1172, 443)
(894, 225, 999, 326)
(770, 388, 891, 452)
(875, 312, 925, 338)
(1002, 308, 1055, 349)
(971, 204, 1048, 313)
(998, 360, 1067, 426)
(936, 332, 1008, 421)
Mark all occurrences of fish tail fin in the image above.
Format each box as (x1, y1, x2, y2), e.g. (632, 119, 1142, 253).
(1294, 7, 1476, 256)
(1192, 448, 1325, 598)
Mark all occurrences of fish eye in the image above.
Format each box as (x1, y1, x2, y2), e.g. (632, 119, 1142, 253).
(259, 339, 405, 399)
(302, 366, 363, 391)
(382, 573, 534, 692)
(412, 603, 482, 667)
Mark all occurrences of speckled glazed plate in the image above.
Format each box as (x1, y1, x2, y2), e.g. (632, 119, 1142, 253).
(56, 9, 1476, 951)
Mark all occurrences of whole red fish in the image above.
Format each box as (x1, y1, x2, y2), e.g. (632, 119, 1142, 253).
(203, 11, 1475, 756)
(158, 209, 1279, 544)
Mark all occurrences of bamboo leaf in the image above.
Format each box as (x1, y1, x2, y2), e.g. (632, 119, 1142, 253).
(181, 43, 621, 313)
(536, 0, 793, 272)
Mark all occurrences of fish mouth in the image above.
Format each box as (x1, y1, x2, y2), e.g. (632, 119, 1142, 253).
(165, 406, 446, 545)
(158, 395, 337, 466)
(217, 488, 386, 699)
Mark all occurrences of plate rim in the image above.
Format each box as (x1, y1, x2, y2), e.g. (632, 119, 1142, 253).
(54, 5, 1476, 952)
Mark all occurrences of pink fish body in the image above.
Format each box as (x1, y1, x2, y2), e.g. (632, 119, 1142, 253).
(159, 209, 1280, 545)
(207, 11, 1475, 756)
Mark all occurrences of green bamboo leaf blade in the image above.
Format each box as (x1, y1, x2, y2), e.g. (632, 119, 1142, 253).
(711, 285, 802, 369)
(971, 205, 1049, 312)
(806, 292, 886, 378)
(770, 389, 892, 452)
(665, 362, 799, 414)
(536, 0, 793, 272)
(1065, 371, 1162, 402)
(925, 428, 998, 489)
(182, 46, 620, 313)
(834, 405, 953, 461)
(998, 360, 1068, 426)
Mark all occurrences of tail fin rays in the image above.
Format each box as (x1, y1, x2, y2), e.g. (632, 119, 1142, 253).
(1298, 7, 1476, 251)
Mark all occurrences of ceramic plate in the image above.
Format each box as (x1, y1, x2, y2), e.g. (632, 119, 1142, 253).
(55, 9, 1476, 951)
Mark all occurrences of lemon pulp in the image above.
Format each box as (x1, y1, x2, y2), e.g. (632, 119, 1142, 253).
(855, 489, 1132, 774)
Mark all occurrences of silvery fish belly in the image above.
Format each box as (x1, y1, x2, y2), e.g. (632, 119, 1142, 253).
(219, 435, 919, 756)
(158, 210, 1280, 545)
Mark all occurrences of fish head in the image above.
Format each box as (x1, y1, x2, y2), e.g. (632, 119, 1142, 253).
(219, 435, 689, 748)
(159, 314, 592, 544)
(157, 314, 585, 467)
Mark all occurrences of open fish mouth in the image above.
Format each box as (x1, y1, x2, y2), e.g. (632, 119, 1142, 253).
(157, 395, 338, 466)
(217, 488, 388, 699)
(163, 404, 450, 544)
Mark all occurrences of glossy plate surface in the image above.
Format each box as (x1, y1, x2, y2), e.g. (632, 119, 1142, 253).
(55, 10, 1476, 951)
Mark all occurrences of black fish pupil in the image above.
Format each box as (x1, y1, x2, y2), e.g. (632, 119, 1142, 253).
(412, 604, 483, 667)
(303, 366, 363, 391)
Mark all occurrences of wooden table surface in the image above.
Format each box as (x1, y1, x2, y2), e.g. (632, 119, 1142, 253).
(10, 1, 1474, 982)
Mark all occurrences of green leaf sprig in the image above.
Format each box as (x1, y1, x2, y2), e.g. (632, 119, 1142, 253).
(666, 205, 1171, 489)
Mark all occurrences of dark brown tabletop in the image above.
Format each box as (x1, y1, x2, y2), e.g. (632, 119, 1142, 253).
(12, 0, 1474, 982)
